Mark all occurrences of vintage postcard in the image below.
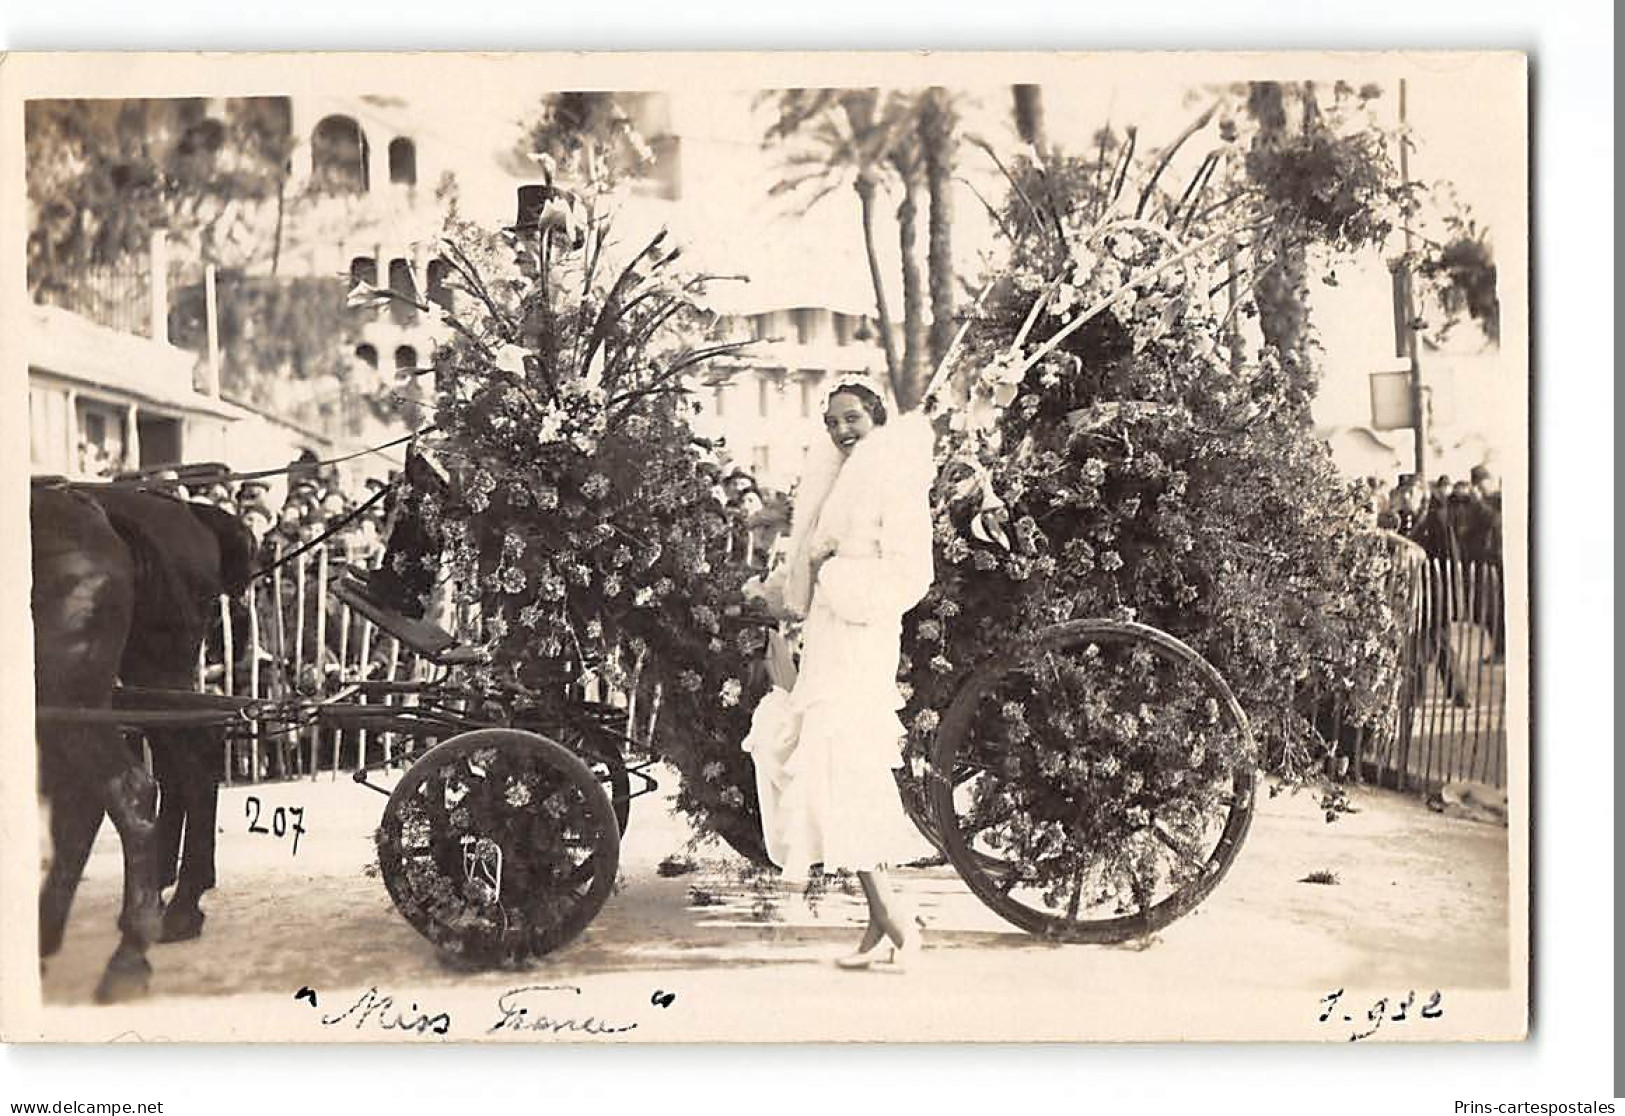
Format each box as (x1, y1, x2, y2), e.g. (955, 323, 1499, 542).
(0, 49, 1528, 1044)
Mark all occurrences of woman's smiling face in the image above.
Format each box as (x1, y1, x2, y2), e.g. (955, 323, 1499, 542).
(824, 391, 877, 455)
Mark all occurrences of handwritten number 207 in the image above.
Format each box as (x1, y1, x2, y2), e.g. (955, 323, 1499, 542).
(247, 796, 305, 856)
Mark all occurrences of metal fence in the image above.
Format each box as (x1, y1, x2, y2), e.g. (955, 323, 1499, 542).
(35, 264, 154, 338)
(1322, 540, 1508, 792)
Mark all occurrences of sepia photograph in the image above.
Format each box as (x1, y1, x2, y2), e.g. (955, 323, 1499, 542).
(0, 48, 1531, 1049)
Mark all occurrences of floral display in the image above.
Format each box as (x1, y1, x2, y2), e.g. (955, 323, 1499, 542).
(371, 190, 778, 860)
(899, 152, 1404, 915)
(381, 136, 1403, 917)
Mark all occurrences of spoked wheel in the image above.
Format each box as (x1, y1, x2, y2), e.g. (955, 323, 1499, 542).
(930, 619, 1257, 942)
(377, 728, 620, 966)
(518, 714, 633, 836)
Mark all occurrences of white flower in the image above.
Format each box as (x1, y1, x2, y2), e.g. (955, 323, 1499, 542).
(536, 406, 567, 444)
(719, 678, 743, 708)
(494, 344, 529, 377)
(1110, 233, 1143, 262)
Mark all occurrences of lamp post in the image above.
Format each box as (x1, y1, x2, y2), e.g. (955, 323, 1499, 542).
(1398, 78, 1427, 478)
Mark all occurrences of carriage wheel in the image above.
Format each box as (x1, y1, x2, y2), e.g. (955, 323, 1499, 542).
(930, 619, 1256, 943)
(517, 715, 632, 836)
(377, 728, 620, 966)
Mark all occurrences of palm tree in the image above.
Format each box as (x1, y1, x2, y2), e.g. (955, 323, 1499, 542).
(917, 87, 958, 375)
(1245, 81, 1314, 392)
(884, 93, 929, 409)
(767, 87, 949, 408)
(766, 89, 907, 389)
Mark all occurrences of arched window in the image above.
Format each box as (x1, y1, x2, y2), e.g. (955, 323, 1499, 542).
(175, 116, 226, 160)
(388, 137, 417, 186)
(425, 258, 452, 311)
(349, 256, 377, 287)
(355, 344, 378, 370)
(387, 259, 416, 299)
(311, 115, 369, 195)
(387, 259, 417, 324)
(394, 345, 418, 372)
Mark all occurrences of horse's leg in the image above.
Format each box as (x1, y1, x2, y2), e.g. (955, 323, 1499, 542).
(157, 730, 218, 943)
(37, 757, 104, 959)
(30, 488, 150, 1000)
(149, 740, 184, 892)
(95, 749, 162, 1003)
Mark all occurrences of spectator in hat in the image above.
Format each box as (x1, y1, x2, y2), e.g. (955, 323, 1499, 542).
(239, 503, 274, 544)
(288, 448, 321, 489)
(319, 489, 350, 521)
(269, 498, 308, 553)
(237, 480, 271, 510)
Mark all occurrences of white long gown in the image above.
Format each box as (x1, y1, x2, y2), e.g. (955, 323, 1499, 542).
(742, 414, 936, 878)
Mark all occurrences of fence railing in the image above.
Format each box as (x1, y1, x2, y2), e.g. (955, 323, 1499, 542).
(200, 541, 444, 785)
(1326, 540, 1508, 793)
(35, 264, 154, 339)
(199, 539, 678, 786)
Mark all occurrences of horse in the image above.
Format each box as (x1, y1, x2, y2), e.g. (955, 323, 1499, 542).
(82, 486, 257, 942)
(32, 482, 254, 1001)
(33, 485, 151, 1002)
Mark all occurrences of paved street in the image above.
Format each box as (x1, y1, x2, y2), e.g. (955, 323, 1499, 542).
(26, 765, 1518, 1043)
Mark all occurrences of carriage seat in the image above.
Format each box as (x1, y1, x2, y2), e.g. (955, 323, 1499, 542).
(330, 569, 487, 667)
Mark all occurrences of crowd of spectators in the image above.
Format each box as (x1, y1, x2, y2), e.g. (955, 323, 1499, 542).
(134, 450, 392, 570)
(1366, 464, 1503, 569)
(1365, 464, 1506, 677)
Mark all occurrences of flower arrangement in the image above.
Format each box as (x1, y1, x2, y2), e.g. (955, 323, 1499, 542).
(365, 185, 778, 856)
(901, 147, 1404, 910)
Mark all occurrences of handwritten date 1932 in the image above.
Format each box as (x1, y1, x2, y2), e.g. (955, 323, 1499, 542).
(1319, 988, 1443, 1041)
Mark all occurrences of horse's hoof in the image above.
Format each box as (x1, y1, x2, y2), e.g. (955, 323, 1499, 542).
(94, 959, 152, 1004)
(158, 906, 205, 944)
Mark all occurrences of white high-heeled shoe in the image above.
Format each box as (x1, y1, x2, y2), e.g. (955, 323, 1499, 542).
(835, 933, 890, 970)
(870, 923, 921, 974)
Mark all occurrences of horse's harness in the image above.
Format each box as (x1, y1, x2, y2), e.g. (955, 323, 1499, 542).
(32, 427, 423, 586)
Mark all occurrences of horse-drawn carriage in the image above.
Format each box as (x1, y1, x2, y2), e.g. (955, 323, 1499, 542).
(33, 188, 1281, 1001)
(33, 450, 1258, 995)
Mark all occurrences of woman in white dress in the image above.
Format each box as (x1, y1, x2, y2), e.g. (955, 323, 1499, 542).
(743, 375, 936, 972)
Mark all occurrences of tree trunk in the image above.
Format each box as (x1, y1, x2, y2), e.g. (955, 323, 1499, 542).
(271, 174, 287, 276)
(840, 90, 903, 388)
(854, 173, 901, 386)
(894, 169, 928, 410)
(1246, 81, 1316, 412)
(919, 88, 956, 372)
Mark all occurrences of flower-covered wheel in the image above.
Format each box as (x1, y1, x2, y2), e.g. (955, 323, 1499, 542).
(377, 728, 620, 966)
(516, 708, 633, 836)
(929, 619, 1256, 942)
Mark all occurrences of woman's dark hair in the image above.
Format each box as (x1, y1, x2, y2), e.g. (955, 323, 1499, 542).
(827, 383, 888, 426)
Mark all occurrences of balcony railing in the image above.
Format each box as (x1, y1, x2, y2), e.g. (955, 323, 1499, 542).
(34, 263, 154, 339)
